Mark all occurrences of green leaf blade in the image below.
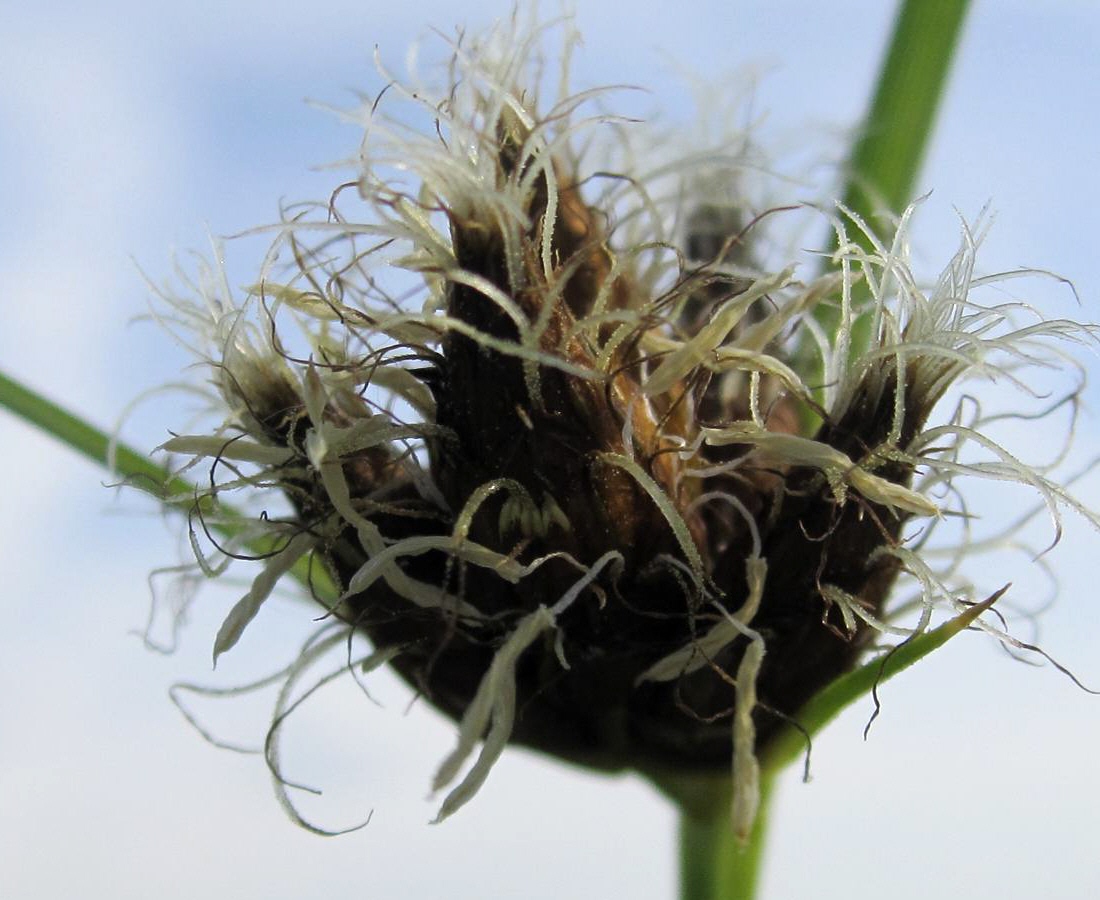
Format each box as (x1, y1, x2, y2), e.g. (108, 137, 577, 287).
(761, 588, 1004, 776)
(0, 366, 339, 602)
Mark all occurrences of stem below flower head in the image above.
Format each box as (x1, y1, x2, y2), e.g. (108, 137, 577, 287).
(673, 773, 773, 900)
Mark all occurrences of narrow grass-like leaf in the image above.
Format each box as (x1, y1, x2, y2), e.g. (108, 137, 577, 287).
(761, 587, 1004, 776)
(0, 367, 338, 601)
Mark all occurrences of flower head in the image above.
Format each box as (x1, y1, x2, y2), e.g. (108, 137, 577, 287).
(149, 13, 1098, 837)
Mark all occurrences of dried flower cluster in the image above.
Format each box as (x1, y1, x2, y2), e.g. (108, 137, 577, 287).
(149, 14, 1096, 836)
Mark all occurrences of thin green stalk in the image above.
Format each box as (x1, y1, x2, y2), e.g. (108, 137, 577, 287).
(678, 775, 773, 900)
(800, 0, 972, 426)
(0, 367, 338, 600)
(813, 0, 972, 360)
(843, 0, 971, 232)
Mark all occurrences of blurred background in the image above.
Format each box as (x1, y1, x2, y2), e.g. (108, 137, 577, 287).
(2, 2, 1098, 897)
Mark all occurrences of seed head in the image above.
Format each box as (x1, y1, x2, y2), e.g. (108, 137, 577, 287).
(148, 13, 1099, 836)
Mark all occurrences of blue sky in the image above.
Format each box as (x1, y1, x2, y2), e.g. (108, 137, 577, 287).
(3, 3, 1099, 898)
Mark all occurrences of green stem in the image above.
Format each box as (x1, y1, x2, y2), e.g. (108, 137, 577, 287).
(0, 367, 337, 600)
(804, 0, 971, 422)
(677, 774, 773, 900)
(842, 0, 971, 232)
(813, 0, 971, 339)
